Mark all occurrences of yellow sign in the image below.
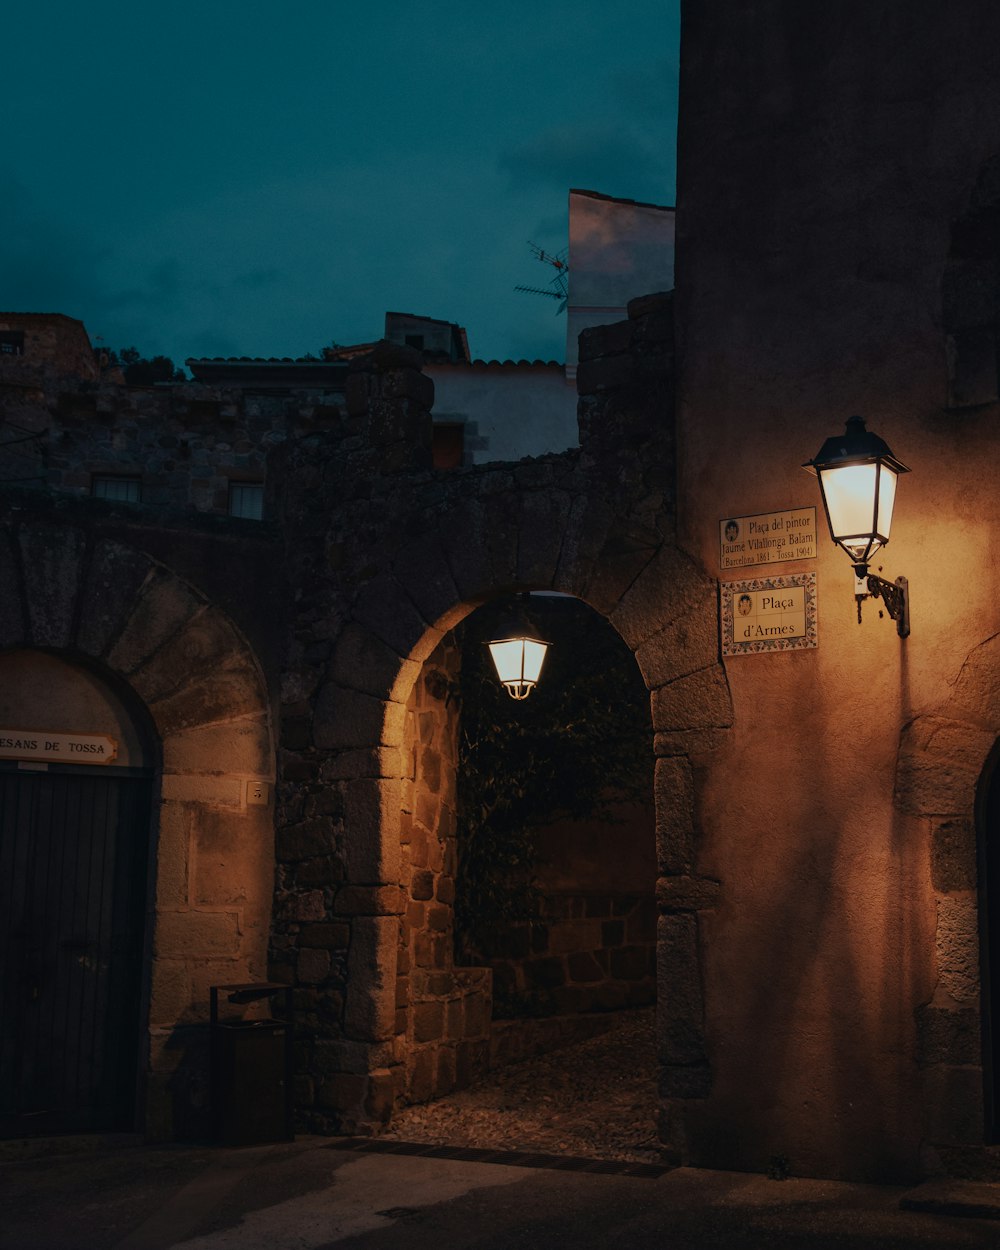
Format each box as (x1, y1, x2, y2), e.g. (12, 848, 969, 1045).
(0, 730, 119, 765)
(722, 574, 817, 656)
(720, 508, 817, 570)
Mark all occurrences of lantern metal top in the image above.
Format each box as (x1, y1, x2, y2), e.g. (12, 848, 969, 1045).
(801, 414, 910, 477)
(485, 596, 549, 650)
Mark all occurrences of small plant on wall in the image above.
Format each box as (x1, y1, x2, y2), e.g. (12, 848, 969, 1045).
(454, 595, 653, 984)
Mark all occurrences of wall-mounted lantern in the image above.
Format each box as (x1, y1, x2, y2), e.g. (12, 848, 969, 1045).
(803, 414, 911, 636)
(486, 598, 550, 700)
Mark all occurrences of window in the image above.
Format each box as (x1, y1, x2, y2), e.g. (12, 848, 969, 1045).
(0, 331, 24, 357)
(405, 334, 425, 351)
(229, 481, 264, 520)
(432, 422, 465, 469)
(92, 475, 141, 502)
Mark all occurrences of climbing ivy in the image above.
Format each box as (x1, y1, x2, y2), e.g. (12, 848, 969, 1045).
(454, 595, 652, 965)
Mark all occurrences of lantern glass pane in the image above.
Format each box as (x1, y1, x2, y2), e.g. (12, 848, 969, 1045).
(488, 639, 526, 684)
(875, 463, 898, 540)
(820, 463, 880, 543)
(521, 639, 548, 684)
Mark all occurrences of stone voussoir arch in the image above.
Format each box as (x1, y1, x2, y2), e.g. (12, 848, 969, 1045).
(315, 492, 733, 1154)
(894, 630, 1000, 1147)
(0, 518, 275, 1137)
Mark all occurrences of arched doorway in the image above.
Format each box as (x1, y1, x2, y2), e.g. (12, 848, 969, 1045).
(0, 650, 156, 1136)
(301, 508, 730, 1154)
(390, 592, 657, 1149)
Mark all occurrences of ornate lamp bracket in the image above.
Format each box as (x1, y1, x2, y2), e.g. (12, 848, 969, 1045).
(854, 571, 909, 638)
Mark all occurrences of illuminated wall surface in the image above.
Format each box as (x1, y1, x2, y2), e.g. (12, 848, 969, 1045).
(7, 0, 1000, 1184)
(674, 0, 1000, 1181)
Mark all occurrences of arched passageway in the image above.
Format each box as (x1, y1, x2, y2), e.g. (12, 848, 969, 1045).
(270, 318, 733, 1156)
(392, 593, 656, 1122)
(304, 512, 733, 1155)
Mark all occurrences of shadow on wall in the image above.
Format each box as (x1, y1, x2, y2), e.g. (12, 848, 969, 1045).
(158, 1025, 212, 1140)
(693, 639, 928, 1183)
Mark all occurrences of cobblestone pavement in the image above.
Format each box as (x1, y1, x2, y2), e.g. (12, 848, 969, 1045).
(383, 1007, 664, 1163)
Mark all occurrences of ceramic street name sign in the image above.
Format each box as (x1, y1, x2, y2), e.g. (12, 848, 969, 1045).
(721, 573, 818, 656)
(720, 507, 817, 570)
(0, 730, 119, 765)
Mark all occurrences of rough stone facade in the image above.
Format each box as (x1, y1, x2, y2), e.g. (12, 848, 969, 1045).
(0, 334, 342, 511)
(487, 892, 657, 1020)
(0, 313, 98, 378)
(0, 291, 734, 1154)
(396, 636, 492, 1109)
(264, 295, 726, 1149)
(0, 500, 279, 1139)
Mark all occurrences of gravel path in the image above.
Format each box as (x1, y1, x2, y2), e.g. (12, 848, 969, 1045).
(384, 1007, 665, 1163)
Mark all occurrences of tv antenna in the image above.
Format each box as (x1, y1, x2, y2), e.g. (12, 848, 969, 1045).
(515, 242, 569, 313)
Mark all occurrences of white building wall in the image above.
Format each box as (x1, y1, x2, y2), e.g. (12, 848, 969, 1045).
(427, 362, 577, 464)
(566, 189, 675, 378)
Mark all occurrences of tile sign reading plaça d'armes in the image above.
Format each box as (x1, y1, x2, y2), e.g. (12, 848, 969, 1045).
(722, 573, 818, 656)
(720, 508, 817, 569)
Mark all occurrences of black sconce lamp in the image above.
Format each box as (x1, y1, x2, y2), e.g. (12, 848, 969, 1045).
(803, 415, 910, 637)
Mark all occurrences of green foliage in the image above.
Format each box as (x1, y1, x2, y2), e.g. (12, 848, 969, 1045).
(454, 595, 652, 963)
(110, 346, 186, 384)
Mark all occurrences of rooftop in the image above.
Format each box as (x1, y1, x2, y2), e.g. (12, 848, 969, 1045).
(569, 187, 675, 213)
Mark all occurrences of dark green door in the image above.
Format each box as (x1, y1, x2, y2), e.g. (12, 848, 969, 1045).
(0, 769, 151, 1136)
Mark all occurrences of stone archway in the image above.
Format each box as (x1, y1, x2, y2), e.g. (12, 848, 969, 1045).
(895, 631, 1000, 1155)
(306, 509, 732, 1156)
(0, 521, 275, 1138)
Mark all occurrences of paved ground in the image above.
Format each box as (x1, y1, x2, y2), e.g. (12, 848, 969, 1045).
(384, 1008, 662, 1162)
(3, 1136, 1000, 1250)
(5, 1017, 1000, 1248)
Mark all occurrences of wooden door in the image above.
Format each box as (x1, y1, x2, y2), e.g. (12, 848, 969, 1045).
(0, 769, 151, 1136)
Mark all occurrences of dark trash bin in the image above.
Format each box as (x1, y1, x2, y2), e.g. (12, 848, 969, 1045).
(210, 982, 293, 1146)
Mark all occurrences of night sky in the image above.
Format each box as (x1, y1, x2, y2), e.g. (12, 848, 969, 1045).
(4, 2, 679, 368)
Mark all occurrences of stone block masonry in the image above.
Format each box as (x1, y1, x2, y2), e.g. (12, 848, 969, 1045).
(489, 893, 657, 1019)
(267, 301, 730, 1151)
(394, 636, 492, 1108)
(0, 295, 736, 1159)
(0, 317, 360, 515)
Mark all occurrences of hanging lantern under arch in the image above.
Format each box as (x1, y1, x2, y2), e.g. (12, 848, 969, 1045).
(485, 599, 550, 700)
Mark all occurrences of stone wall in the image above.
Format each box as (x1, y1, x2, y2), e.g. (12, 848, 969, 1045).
(0, 500, 279, 1140)
(269, 297, 731, 1154)
(45, 385, 341, 512)
(396, 635, 491, 1107)
(894, 634, 1000, 1169)
(0, 336, 346, 514)
(489, 891, 656, 1018)
(0, 313, 99, 378)
(0, 299, 730, 1159)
